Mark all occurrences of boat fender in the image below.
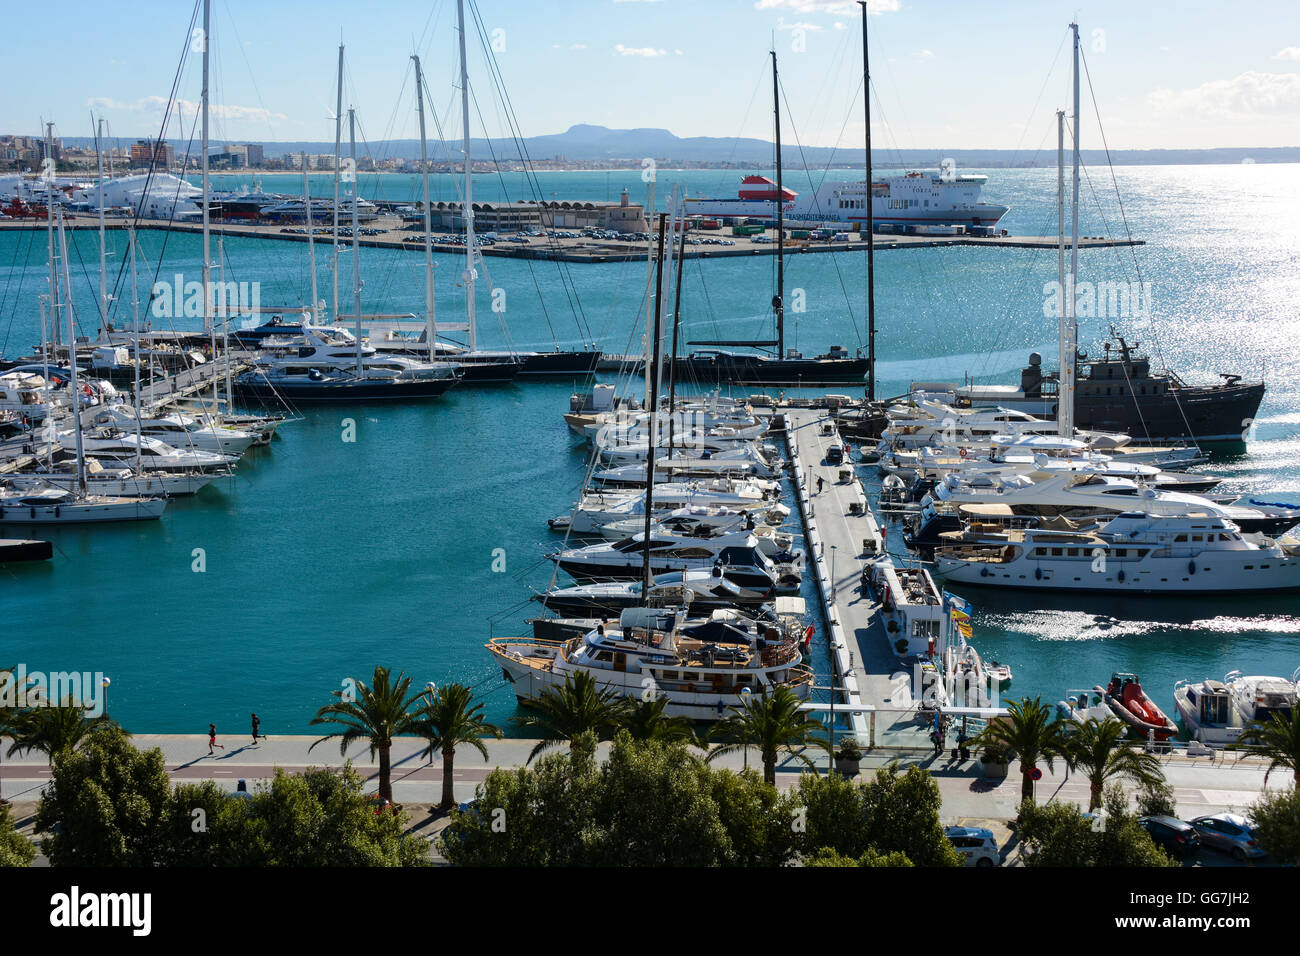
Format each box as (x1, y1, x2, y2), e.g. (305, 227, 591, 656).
(1034, 567, 1042, 580)
(30, 508, 36, 519)
(54, 506, 60, 518)
(980, 566, 990, 578)
(1188, 560, 1196, 575)
(1117, 569, 1125, 582)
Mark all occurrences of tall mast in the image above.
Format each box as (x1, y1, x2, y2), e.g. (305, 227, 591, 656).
(771, 50, 784, 358)
(201, 0, 211, 337)
(331, 44, 344, 323)
(1062, 22, 1081, 438)
(129, 223, 144, 474)
(1056, 109, 1068, 438)
(860, 0, 876, 401)
(45, 121, 59, 349)
(642, 212, 668, 596)
(668, 198, 687, 460)
(413, 54, 437, 361)
(96, 117, 108, 337)
(56, 209, 86, 497)
(302, 152, 318, 317)
(349, 108, 362, 375)
(643, 178, 656, 407)
(457, 0, 477, 353)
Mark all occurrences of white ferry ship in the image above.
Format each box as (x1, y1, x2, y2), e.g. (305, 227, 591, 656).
(682, 160, 1009, 229)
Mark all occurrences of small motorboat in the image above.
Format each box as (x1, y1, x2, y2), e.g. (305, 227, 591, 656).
(1096, 672, 1178, 741)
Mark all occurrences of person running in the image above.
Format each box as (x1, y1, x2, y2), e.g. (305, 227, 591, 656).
(250, 713, 262, 745)
(208, 723, 225, 755)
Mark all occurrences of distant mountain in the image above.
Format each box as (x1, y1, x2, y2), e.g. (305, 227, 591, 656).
(58, 125, 1300, 167)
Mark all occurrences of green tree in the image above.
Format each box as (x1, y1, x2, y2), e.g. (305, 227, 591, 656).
(1234, 708, 1300, 787)
(706, 685, 828, 786)
(972, 696, 1070, 803)
(623, 695, 697, 746)
(707, 768, 799, 866)
(309, 665, 426, 802)
(0, 803, 35, 867)
(34, 724, 171, 866)
(1248, 786, 1300, 864)
(804, 846, 914, 867)
(1015, 784, 1175, 867)
(415, 683, 502, 811)
(6, 701, 120, 763)
(1136, 777, 1178, 818)
(440, 733, 602, 866)
(1067, 717, 1166, 811)
(511, 672, 632, 763)
(797, 765, 962, 866)
(167, 767, 427, 866)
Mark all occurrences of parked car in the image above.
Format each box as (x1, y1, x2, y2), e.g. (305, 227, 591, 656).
(1138, 815, 1201, 859)
(944, 826, 1000, 867)
(1189, 813, 1266, 861)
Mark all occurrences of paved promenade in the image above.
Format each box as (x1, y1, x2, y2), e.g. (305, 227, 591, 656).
(1, 733, 1284, 823)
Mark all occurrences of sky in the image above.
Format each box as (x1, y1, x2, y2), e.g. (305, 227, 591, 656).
(3, 0, 1298, 154)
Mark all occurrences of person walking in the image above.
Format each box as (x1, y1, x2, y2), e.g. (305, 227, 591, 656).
(816, 475, 825, 494)
(250, 713, 263, 745)
(208, 723, 225, 755)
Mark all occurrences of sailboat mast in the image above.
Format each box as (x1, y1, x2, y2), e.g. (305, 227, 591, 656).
(413, 54, 437, 362)
(129, 223, 143, 474)
(1062, 22, 1081, 438)
(668, 200, 687, 460)
(860, 0, 876, 401)
(45, 121, 60, 349)
(772, 50, 784, 358)
(56, 209, 86, 496)
(457, 0, 477, 353)
(1056, 109, 1067, 439)
(200, 0, 211, 338)
(642, 212, 668, 596)
(96, 117, 108, 336)
(332, 44, 344, 323)
(303, 152, 318, 317)
(349, 108, 362, 375)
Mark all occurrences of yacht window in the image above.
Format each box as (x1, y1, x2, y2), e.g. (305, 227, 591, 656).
(593, 651, 613, 663)
(1115, 548, 1127, 557)
(1051, 548, 1063, 557)
(1175, 534, 1187, 542)
(1067, 548, 1079, 556)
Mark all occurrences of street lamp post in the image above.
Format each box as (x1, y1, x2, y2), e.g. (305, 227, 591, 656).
(739, 686, 751, 771)
(101, 676, 111, 721)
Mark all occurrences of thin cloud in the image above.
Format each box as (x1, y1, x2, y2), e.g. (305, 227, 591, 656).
(614, 44, 667, 56)
(1147, 71, 1300, 119)
(755, 0, 900, 15)
(86, 95, 285, 124)
(1273, 47, 1300, 61)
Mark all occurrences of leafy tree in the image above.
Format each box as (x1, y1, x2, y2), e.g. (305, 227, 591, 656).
(804, 846, 914, 867)
(1248, 786, 1300, 864)
(440, 733, 602, 866)
(1015, 784, 1175, 867)
(6, 701, 121, 763)
(511, 672, 632, 763)
(1067, 718, 1166, 811)
(706, 685, 828, 786)
(1234, 708, 1300, 787)
(34, 724, 171, 866)
(309, 665, 427, 802)
(623, 695, 697, 746)
(0, 803, 35, 867)
(1136, 777, 1178, 818)
(972, 697, 1071, 803)
(707, 768, 799, 866)
(415, 683, 502, 811)
(797, 765, 962, 866)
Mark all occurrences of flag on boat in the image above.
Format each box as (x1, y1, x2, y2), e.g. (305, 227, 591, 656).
(942, 591, 971, 614)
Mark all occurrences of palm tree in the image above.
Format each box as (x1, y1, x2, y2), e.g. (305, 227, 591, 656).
(309, 666, 425, 803)
(6, 700, 117, 763)
(415, 683, 502, 811)
(1233, 707, 1300, 787)
(511, 672, 632, 763)
(705, 686, 829, 786)
(1067, 717, 1166, 811)
(623, 696, 697, 746)
(971, 696, 1070, 803)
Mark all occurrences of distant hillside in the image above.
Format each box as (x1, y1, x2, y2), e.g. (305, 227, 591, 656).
(59, 124, 1300, 167)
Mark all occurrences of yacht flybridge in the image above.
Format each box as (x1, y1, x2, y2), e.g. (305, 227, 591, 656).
(551, 531, 803, 592)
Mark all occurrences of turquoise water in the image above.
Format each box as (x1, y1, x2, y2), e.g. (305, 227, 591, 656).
(2, 164, 1299, 735)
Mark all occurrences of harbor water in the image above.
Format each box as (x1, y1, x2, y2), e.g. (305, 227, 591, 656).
(1, 163, 1298, 735)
